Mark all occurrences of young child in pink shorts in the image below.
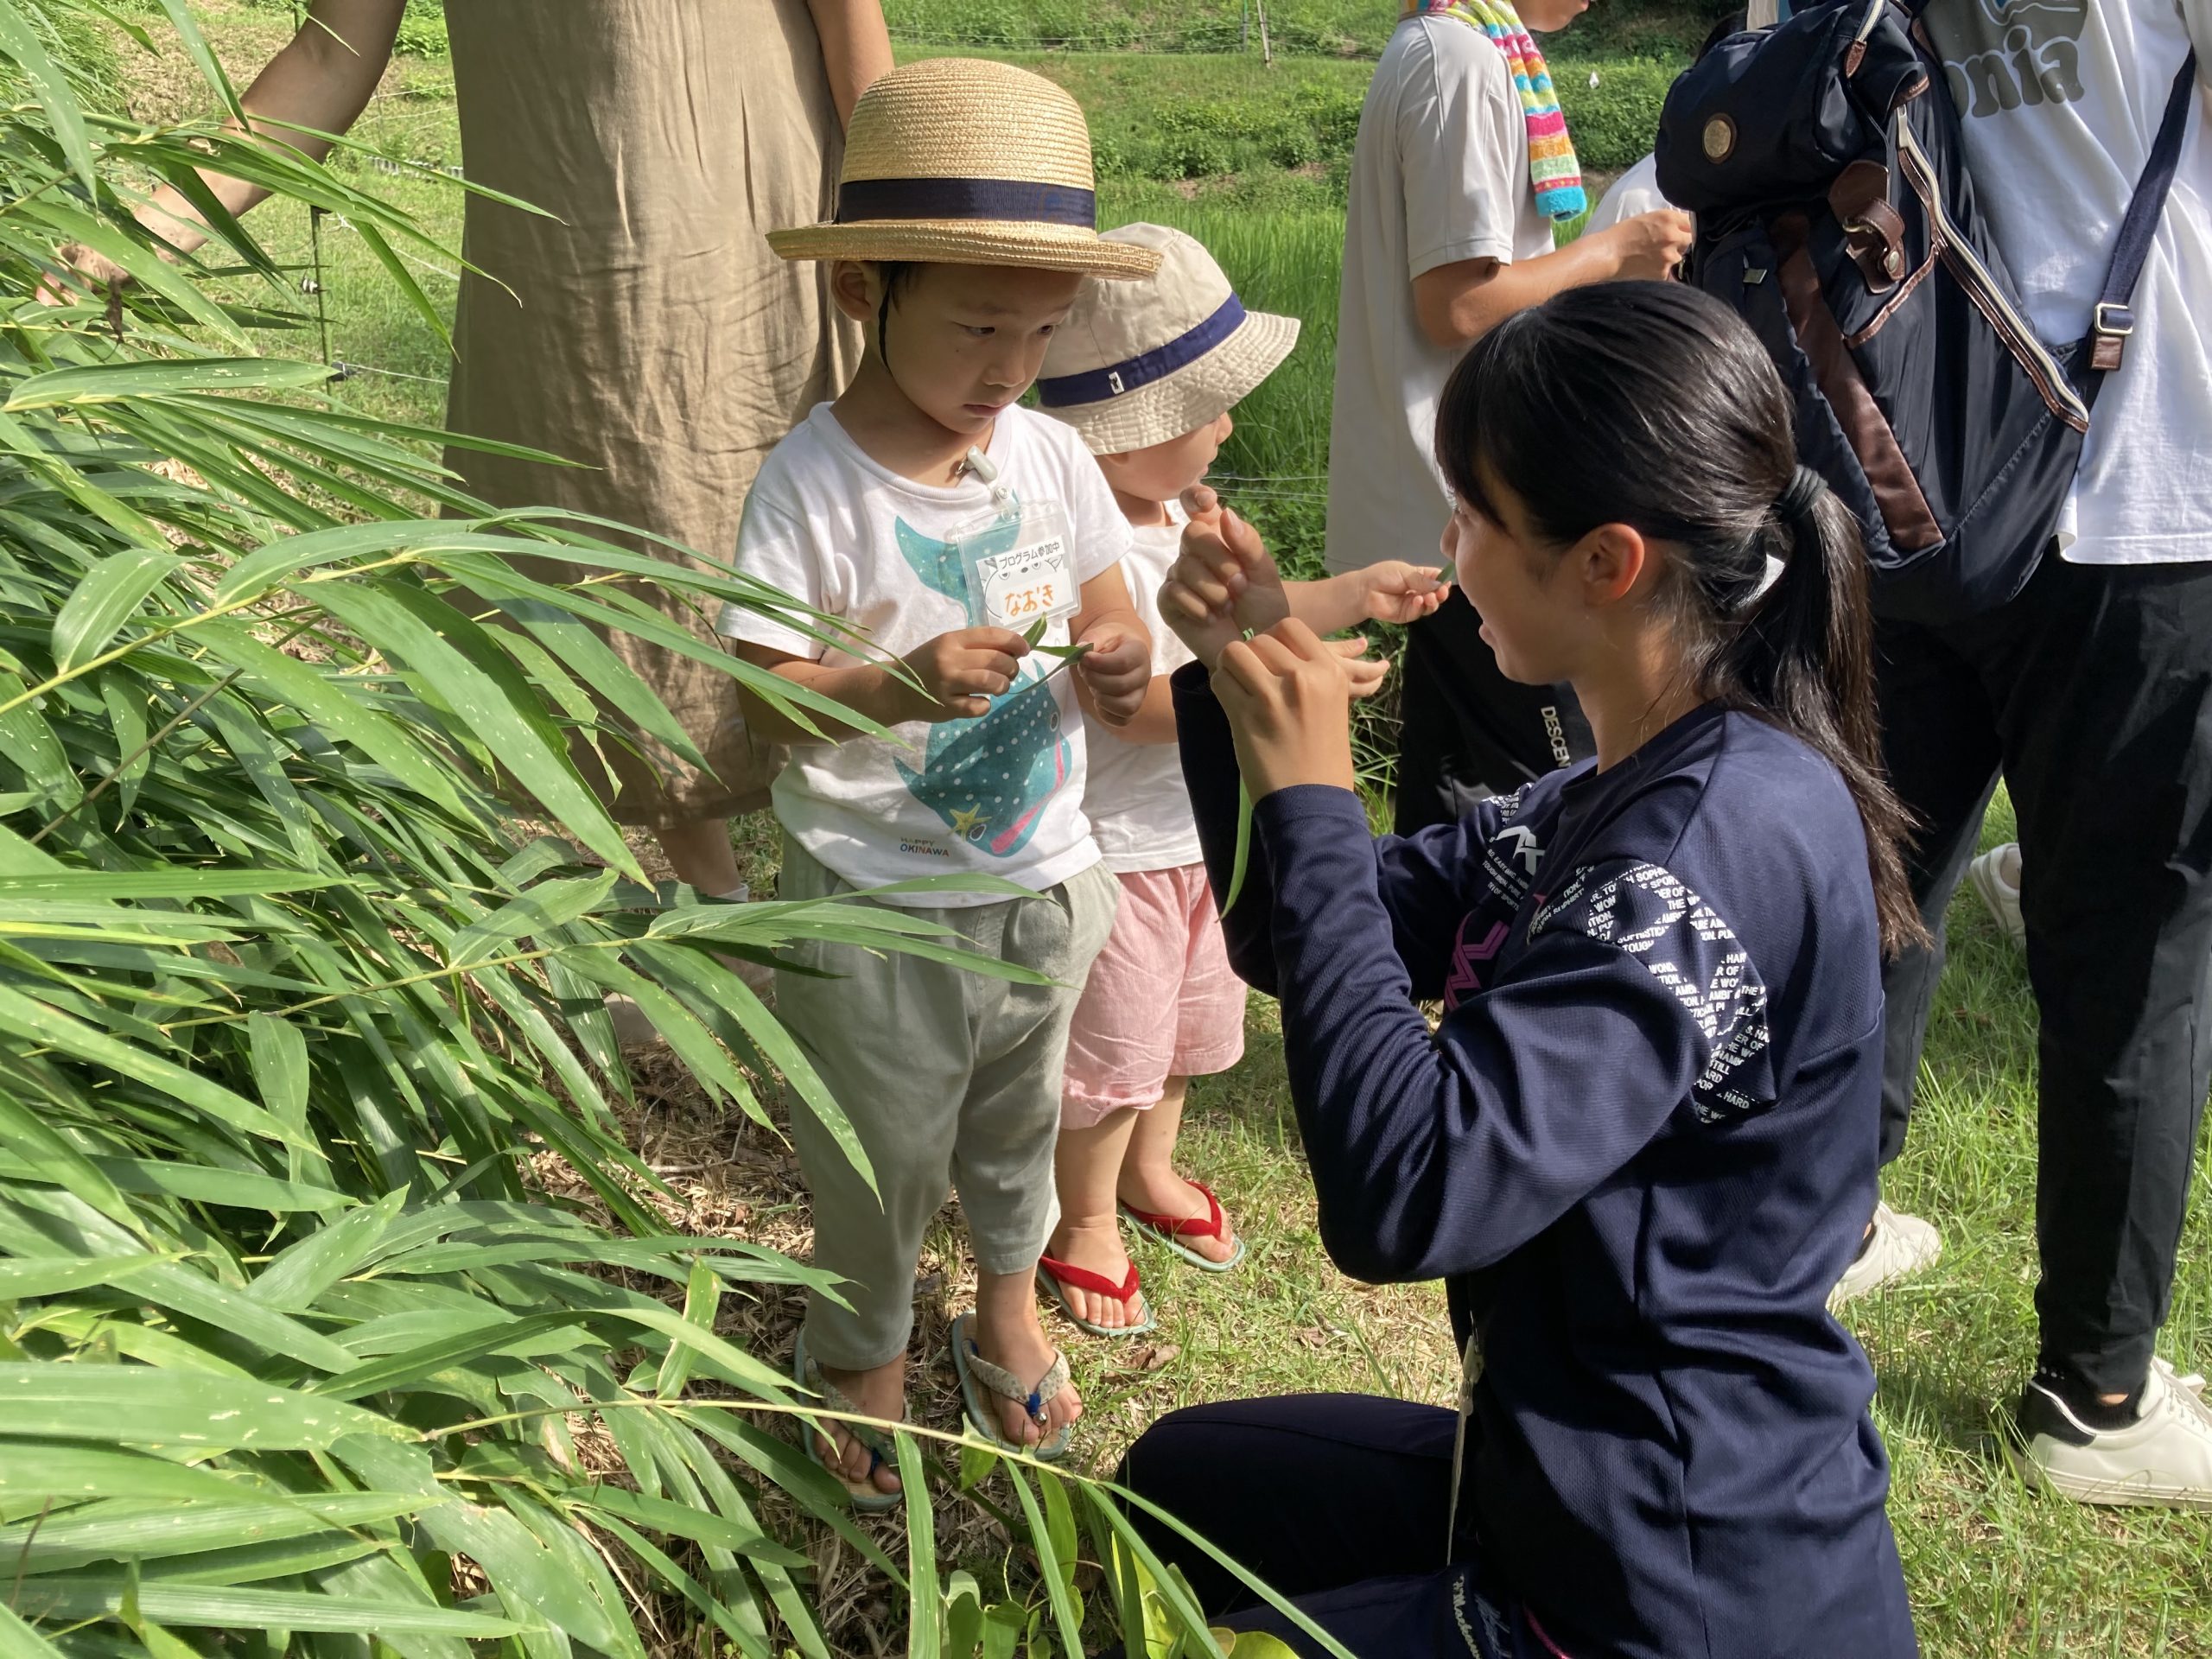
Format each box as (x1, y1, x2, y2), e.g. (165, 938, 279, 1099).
(1033, 224, 1446, 1334)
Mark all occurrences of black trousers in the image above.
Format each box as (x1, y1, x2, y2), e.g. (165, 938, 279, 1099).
(1876, 550, 2212, 1395)
(1395, 587, 1593, 836)
(1117, 1396, 1559, 1659)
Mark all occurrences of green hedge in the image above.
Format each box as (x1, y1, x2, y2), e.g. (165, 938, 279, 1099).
(1554, 57, 1675, 175)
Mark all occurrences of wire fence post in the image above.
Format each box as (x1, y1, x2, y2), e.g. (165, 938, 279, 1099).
(1256, 0, 1272, 65)
(306, 204, 331, 368)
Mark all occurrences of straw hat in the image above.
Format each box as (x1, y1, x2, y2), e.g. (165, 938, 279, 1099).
(1036, 224, 1300, 454)
(767, 59, 1160, 280)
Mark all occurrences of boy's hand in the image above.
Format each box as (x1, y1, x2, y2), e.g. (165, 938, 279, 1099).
(1178, 486, 1290, 638)
(1601, 208, 1696, 283)
(1074, 622, 1151, 726)
(1331, 635, 1390, 700)
(894, 626, 1031, 721)
(1353, 561, 1449, 625)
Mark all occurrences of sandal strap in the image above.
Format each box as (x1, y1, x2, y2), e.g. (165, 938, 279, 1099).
(800, 1355, 898, 1459)
(963, 1336, 1072, 1426)
(1124, 1179, 1228, 1244)
(1039, 1254, 1141, 1302)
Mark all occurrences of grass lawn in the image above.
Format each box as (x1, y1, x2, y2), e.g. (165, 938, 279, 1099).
(114, 6, 2212, 1653)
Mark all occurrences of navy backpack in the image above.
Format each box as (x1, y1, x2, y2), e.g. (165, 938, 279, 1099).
(1655, 0, 2196, 622)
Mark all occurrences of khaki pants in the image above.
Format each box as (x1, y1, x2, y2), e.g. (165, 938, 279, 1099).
(774, 837, 1118, 1370)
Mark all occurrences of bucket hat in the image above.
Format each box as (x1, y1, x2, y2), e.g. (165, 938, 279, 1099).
(767, 59, 1160, 280)
(1035, 224, 1300, 454)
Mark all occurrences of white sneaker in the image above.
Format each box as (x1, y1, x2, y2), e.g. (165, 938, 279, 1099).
(1830, 1202, 1942, 1306)
(2012, 1358, 2212, 1510)
(1967, 842, 2025, 948)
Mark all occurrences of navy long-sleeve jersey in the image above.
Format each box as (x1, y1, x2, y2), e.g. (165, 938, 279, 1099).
(1173, 668, 1917, 1658)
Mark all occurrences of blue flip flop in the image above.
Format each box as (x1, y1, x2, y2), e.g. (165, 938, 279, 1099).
(792, 1329, 904, 1514)
(950, 1312, 1072, 1462)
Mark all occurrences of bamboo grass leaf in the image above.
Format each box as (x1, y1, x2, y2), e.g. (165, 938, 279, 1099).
(0, 983, 319, 1154)
(7, 359, 333, 410)
(0, 1601, 64, 1658)
(49, 549, 181, 672)
(308, 578, 643, 880)
(898, 1432, 940, 1659)
(0, 1440, 270, 1503)
(0, 0, 98, 200)
(7, 1579, 522, 1636)
(0, 1364, 404, 1450)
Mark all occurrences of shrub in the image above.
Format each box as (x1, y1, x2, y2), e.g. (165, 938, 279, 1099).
(0, 7, 1330, 1654)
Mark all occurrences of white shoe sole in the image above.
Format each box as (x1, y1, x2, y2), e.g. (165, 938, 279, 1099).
(2006, 1441, 2212, 1511)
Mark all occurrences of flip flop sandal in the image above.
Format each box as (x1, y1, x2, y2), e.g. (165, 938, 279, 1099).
(1035, 1254, 1156, 1339)
(1120, 1179, 1247, 1273)
(949, 1312, 1073, 1463)
(792, 1328, 904, 1515)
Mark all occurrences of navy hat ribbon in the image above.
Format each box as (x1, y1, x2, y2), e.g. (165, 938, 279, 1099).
(1036, 294, 1247, 408)
(834, 176, 1096, 228)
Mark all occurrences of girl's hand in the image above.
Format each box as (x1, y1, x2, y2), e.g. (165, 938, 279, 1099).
(1214, 619, 1357, 799)
(1074, 622, 1151, 726)
(1331, 634, 1390, 700)
(1355, 560, 1449, 625)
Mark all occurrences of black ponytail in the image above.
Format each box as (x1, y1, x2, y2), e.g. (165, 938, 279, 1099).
(1433, 282, 1926, 956)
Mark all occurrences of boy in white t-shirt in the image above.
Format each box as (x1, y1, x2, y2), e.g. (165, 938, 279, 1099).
(1032, 225, 1446, 1334)
(1330, 0, 1694, 834)
(717, 60, 1160, 1507)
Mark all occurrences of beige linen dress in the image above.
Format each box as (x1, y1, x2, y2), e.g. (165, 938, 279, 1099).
(442, 0, 860, 826)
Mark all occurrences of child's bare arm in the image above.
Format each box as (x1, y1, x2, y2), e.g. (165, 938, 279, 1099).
(730, 629, 1031, 744)
(1286, 563, 1448, 635)
(1176, 486, 1446, 638)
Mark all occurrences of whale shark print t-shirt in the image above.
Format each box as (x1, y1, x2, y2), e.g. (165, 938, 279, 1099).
(721, 404, 1131, 905)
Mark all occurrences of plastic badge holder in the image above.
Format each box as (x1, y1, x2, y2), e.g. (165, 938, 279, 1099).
(945, 447, 1079, 632)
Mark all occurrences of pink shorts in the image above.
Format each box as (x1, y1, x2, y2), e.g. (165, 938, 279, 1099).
(1063, 863, 1248, 1128)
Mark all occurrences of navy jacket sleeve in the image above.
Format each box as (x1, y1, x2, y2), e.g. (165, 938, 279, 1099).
(1240, 783, 1777, 1286)
(1173, 663, 1503, 1001)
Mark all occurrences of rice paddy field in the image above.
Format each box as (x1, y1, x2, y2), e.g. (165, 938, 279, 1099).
(99, 3, 2212, 1652)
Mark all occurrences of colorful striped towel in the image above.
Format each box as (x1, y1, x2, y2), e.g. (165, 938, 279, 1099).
(1403, 0, 1586, 221)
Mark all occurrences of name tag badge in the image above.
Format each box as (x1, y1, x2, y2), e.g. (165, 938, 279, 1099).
(950, 500, 1079, 632)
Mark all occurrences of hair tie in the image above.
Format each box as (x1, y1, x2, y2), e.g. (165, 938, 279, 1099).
(1777, 465, 1824, 531)
(1738, 466, 1823, 612)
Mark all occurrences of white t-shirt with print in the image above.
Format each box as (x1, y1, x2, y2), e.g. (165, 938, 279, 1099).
(1325, 15, 1560, 575)
(720, 404, 1132, 905)
(1925, 0, 2212, 565)
(1084, 511, 1203, 876)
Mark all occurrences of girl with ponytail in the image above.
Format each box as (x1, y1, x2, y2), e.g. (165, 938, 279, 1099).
(1114, 282, 1921, 1658)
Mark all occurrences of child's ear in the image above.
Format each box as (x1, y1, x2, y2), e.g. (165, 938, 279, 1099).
(829, 260, 879, 325)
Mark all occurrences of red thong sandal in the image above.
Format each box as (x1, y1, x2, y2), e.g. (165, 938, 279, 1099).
(1120, 1179, 1245, 1273)
(1034, 1254, 1155, 1338)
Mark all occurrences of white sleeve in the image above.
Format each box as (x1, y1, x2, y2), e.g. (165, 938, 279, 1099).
(1396, 22, 1529, 278)
(717, 467, 835, 659)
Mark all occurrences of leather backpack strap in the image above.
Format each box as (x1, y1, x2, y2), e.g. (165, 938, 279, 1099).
(2086, 53, 2198, 376)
